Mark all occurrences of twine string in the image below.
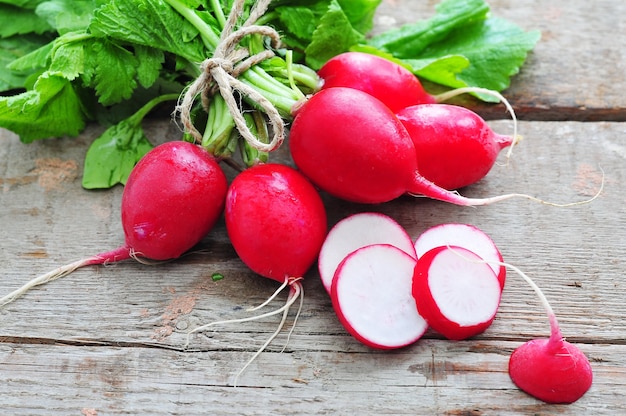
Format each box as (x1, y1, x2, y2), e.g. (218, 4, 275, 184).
(176, 0, 284, 153)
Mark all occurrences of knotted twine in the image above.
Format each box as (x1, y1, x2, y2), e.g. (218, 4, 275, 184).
(176, 0, 285, 153)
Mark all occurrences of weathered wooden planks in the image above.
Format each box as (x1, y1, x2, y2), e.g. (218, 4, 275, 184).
(1, 118, 625, 414)
(2, 0, 626, 414)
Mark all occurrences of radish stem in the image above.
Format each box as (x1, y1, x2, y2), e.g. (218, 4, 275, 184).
(446, 247, 563, 344)
(408, 166, 604, 207)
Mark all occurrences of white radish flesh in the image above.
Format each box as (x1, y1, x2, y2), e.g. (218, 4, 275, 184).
(331, 244, 427, 349)
(318, 212, 416, 294)
(412, 246, 501, 340)
(414, 223, 506, 289)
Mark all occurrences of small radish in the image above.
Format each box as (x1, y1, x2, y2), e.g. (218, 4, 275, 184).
(506, 262, 593, 404)
(224, 163, 327, 283)
(289, 87, 524, 206)
(186, 163, 327, 384)
(414, 223, 506, 289)
(396, 104, 514, 190)
(412, 246, 502, 340)
(0, 141, 228, 306)
(317, 51, 436, 112)
(331, 244, 428, 349)
(318, 212, 416, 294)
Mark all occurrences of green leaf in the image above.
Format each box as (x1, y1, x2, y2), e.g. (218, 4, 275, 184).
(81, 37, 138, 105)
(0, 0, 47, 9)
(6, 38, 53, 71)
(418, 17, 541, 95)
(134, 44, 164, 89)
(304, 0, 364, 69)
(336, 0, 380, 35)
(0, 71, 86, 142)
(406, 55, 470, 89)
(81, 92, 179, 189)
(368, 0, 489, 58)
(34, 0, 97, 34)
(89, 0, 209, 63)
(0, 33, 51, 90)
(0, 4, 53, 37)
(363, 0, 540, 101)
(82, 117, 153, 189)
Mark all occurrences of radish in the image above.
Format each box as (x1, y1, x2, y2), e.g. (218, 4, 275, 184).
(0, 141, 228, 306)
(317, 51, 436, 112)
(224, 163, 327, 283)
(331, 244, 428, 349)
(185, 163, 327, 384)
(425, 247, 594, 402)
(414, 223, 506, 289)
(396, 103, 514, 190)
(289, 87, 525, 206)
(506, 262, 593, 404)
(318, 212, 416, 294)
(412, 246, 502, 340)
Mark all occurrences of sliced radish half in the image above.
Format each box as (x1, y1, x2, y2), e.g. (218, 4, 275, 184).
(331, 244, 427, 349)
(319, 212, 416, 294)
(414, 223, 506, 289)
(412, 246, 501, 340)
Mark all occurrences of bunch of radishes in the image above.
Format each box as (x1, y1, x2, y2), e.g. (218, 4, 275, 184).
(290, 52, 522, 206)
(1, 51, 595, 402)
(319, 212, 592, 404)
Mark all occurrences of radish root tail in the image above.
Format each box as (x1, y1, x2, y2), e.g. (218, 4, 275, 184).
(184, 277, 304, 387)
(0, 257, 97, 307)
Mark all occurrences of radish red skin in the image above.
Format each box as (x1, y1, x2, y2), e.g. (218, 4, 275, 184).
(225, 163, 327, 283)
(290, 87, 420, 204)
(122, 141, 228, 260)
(318, 51, 435, 112)
(509, 337, 593, 404)
(290, 87, 504, 206)
(396, 104, 513, 190)
(412, 246, 501, 340)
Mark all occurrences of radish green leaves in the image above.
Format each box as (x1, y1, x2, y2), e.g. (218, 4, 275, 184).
(0, 0, 540, 187)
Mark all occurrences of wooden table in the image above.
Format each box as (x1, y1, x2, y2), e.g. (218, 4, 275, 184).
(1, 1, 625, 414)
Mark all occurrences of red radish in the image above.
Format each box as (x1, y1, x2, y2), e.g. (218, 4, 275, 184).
(412, 246, 502, 340)
(186, 163, 327, 384)
(331, 244, 428, 349)
(317, 51, 436, 112)
(0, 141, 228, 306)
(224, 163, 327, 283)
(289, 87, 526, 206)
(506, 262, 593, 404)
(318, 212, 416, 294)
(414, 223, 506, 289)
(396, 104, 513, 190)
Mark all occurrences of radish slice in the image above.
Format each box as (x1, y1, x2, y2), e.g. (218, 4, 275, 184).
(414, 223, 506, 289)
(331, 244, 427, 349)
(412, 246, 501, 340)
(319, 212, 416, 294)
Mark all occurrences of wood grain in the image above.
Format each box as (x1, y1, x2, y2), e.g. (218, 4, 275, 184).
(1, 0, 625, 414)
